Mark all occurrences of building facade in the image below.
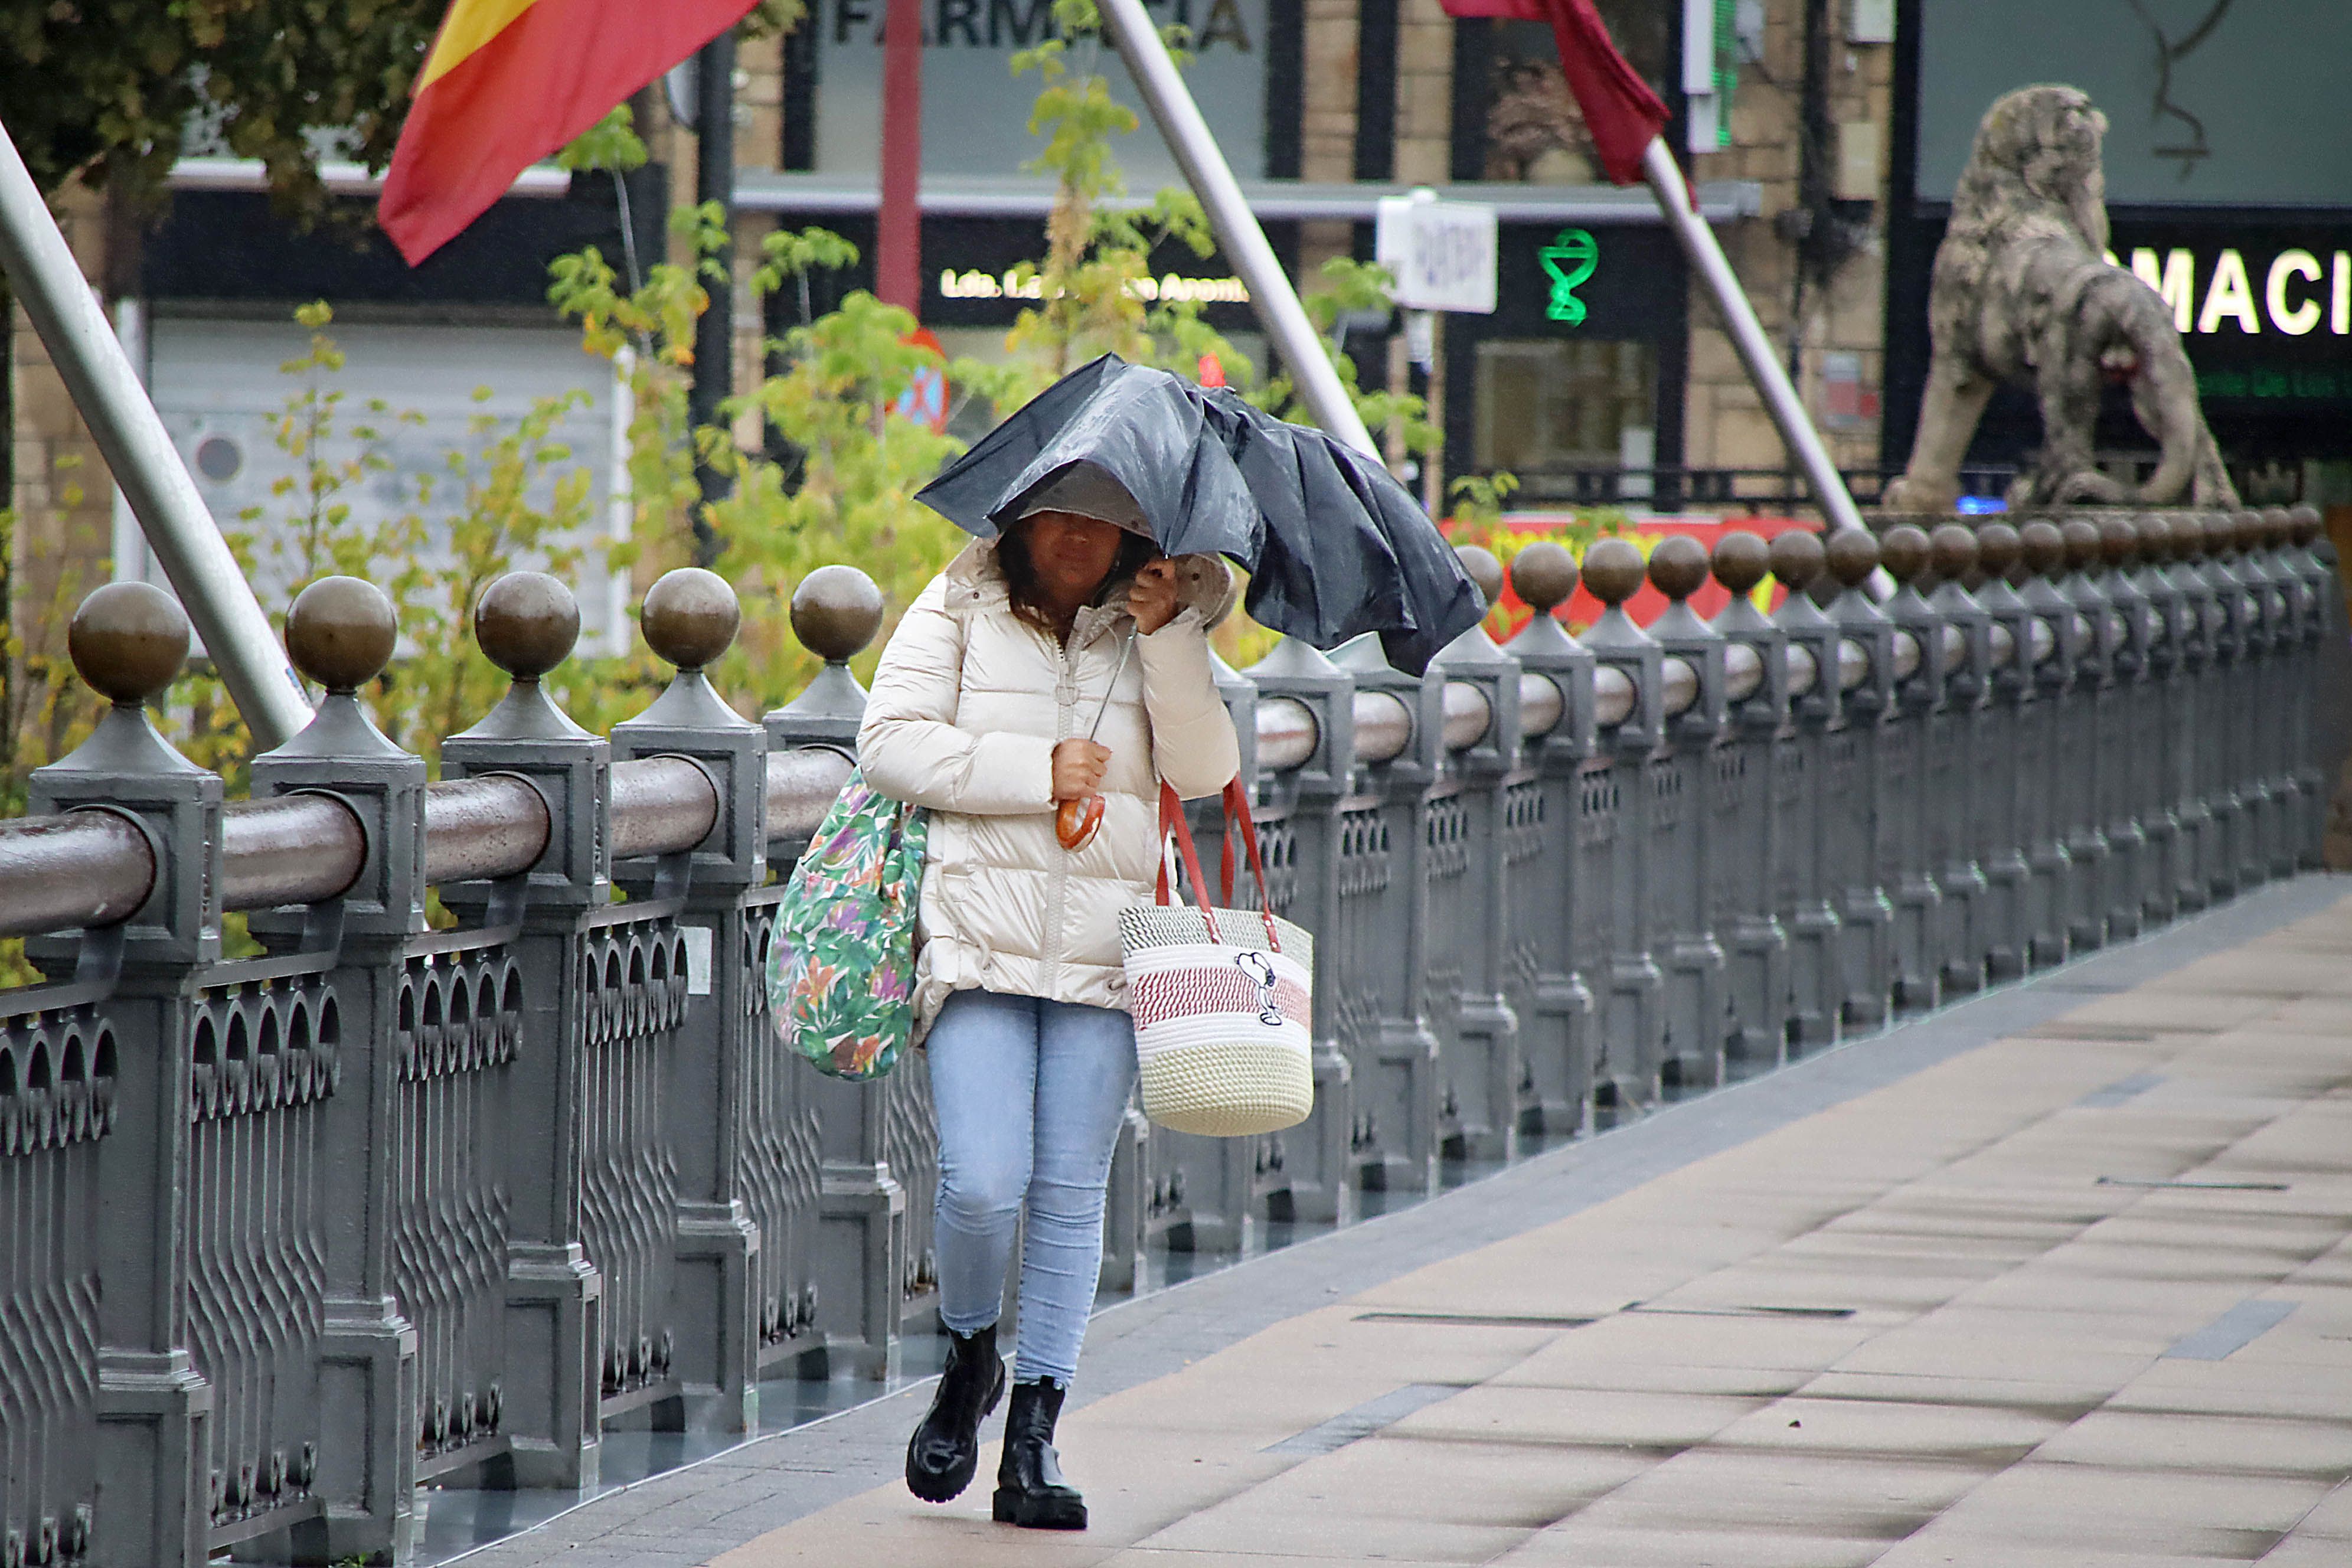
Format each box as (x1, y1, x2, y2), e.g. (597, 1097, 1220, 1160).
(14, 0, 1914, 633)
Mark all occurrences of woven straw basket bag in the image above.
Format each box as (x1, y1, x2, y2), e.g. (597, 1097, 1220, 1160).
(1119, 780, 1314, 1137)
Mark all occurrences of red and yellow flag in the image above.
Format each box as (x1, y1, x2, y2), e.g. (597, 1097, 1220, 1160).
(379, 0, 757, 265)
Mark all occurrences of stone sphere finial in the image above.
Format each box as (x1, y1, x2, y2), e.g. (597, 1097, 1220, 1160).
(2288, 504, 2321, 545)
(474, 571, 580, 682)
(1975, 521, 2021, 578)
(286, 576, 396, 694)
(1508, 541, 1577, 616)
(2259, 506, 2292, 548)
(790, 565, 885, 664)
(69, 581, 190, 706)
(1647, 534, 1709, 601)
(2200, 511, 2237, 556)
(1580, 537, 1647, 608)
(1878, 524, 1930, 584)
(2165, 513, 2204, 560)
(1454, 544, 1504, 610)
(2059, 517, 2102, 570)
(1768, 528, 1825, 591)
(1711, 531, 1770, 597)
(2018, 519, 2066, 576)
(1825, 528, 1880, 588)
(2134, 514, 2171, 561)
(2228, 508, 2264, 552)
(1929, 524, 1978, 581)
(2099, 515, 2139, 567)
(641, 567, 740, 672)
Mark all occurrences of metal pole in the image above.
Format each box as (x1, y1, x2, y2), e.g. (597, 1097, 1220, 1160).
(1640, 136, 1866, 535)
(0, 123, 312, 748)
(689, 30, 739, 567)
(1095, 0, 1380, 460)
(876, 0, 924, 314)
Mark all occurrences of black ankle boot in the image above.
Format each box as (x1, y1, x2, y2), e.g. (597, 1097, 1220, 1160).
(992, 1378, 1086, 1529)
(905, 1323, 1007, 1502)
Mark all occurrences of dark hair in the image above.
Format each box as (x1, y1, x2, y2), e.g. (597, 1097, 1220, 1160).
(998, 520, 1159, 635)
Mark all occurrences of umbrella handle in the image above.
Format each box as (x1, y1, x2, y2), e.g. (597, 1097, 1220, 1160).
(1056, 793, 1106, 851)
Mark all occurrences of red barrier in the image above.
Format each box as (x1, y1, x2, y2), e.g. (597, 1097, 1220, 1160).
(1461, 514, 1822, 634)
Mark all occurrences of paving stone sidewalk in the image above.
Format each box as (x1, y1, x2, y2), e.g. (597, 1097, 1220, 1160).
(453, 876, 2352, 1568)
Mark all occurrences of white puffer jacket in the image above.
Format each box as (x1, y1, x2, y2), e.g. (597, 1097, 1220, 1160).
(857, 538, 1242, 1034)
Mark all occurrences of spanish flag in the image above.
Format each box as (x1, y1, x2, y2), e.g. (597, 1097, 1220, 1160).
(379, 0, 759, 265)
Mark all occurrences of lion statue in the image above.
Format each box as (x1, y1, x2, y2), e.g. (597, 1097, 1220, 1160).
(1883, 84, 2239, 513)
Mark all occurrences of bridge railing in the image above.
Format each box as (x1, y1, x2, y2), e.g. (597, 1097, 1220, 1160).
(0, 508, 2336, 1566)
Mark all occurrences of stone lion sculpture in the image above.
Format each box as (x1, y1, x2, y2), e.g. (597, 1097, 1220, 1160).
(1884, 84, 2239, 513)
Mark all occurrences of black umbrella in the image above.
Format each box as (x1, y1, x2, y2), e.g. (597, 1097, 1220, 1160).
(914, 354, 1485, 675)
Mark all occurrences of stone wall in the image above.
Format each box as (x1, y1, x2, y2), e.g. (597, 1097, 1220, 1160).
(8, 182, 116, 661)
(1683, 3, 1894, 476)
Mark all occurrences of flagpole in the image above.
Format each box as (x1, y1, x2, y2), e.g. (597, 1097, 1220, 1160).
(1095, 0, 1380, 461)
(1640, 136, 1866, 534)
(0, 121, 312, 749)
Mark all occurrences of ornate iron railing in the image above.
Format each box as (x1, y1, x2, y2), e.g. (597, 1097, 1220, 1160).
(0, 508, 2337, 1565)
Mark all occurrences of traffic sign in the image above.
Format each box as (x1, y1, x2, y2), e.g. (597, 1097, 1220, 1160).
(894, 327, 949, 432)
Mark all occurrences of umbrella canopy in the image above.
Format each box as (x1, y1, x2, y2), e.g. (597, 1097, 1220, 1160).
(914, 355, 1484, 675)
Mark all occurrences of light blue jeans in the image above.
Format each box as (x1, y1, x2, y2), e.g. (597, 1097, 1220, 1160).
(926, 988, 1139, 1387)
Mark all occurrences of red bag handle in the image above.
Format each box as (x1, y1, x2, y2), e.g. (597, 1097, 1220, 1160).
(1157, 779, 1282, 953)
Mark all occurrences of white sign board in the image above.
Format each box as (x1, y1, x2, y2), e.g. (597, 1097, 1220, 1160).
(1374, 195, 1498, 315)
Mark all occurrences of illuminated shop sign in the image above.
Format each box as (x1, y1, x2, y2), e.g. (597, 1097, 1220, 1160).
(936, 269, 1250, 304)
(2106, 244, 2350, 337)
(1538, 228, 1599, 324)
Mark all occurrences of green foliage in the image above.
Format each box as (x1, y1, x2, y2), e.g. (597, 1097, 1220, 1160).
(0, 1, 443, 211)
(164, 302, 626, 789)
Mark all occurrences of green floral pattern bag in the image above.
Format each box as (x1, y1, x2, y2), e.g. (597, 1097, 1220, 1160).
(766, 767, 927, 1080)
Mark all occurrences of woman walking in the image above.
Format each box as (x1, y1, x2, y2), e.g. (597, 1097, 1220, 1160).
(858, 471, 1241, 1529)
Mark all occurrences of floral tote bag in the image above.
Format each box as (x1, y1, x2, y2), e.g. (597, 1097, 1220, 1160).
(765, 767, 927, 1081)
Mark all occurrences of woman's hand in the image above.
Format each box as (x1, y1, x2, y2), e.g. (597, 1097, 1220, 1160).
(1129, 558, 1181, 635)
(1051, 739, 1111, 802)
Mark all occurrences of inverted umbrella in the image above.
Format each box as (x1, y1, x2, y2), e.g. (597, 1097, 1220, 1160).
(914, 355, 1485, 675)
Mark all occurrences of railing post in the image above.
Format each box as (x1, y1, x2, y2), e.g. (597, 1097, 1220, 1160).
(2095, 517, 2153, 940)
(1500, 544, 1599, 1133)
(1575, 538, 1667, 1107)
(2163, 515, 2218, 913)
(2130, 515, 2184, 930)
(1874, 524, 1946, 1014)
(2284, 506, 2333, 867)
(2014, 520, 2079, 963)
(609, 569, 770, 1433)
(1821, 531, 1898, 1030)
(1244, 639, 1360, 1224)
(1330, 634, 1445, 1195)
(437, 574, 610, 1489)
(1966, 523, 2036, 978)
(763, 567, 912, 1380)
(244, 579, 423, 1562)
(2234, 510, 2292, 881)
(1427, 547, 1524, 1160)
(2053, 518, 2115, 950)
(1704, 532, 1791, 1069)
(1923, 525, 1992, 994)
(1764, 531, 1844, 1050)
(2195, 512, 2252, 903)
(27, 585, 217, 1568)
(1642, 537, 1730, 1090)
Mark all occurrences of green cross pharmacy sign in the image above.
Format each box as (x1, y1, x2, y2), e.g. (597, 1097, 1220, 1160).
(1539, 228, 1599, 325)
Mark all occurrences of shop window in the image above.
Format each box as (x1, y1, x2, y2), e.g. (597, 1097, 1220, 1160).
(1473, 338, 1656, 475)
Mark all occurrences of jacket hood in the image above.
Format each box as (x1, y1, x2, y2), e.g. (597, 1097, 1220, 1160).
(941, 535, 1240, 631)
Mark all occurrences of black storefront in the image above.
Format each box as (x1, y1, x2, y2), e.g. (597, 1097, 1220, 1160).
(1882, 0, 2352, 504)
